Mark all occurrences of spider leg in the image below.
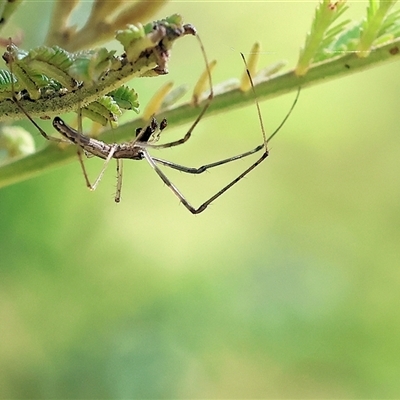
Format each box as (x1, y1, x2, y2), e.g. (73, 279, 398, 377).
(151, 144, 264, 174)
(194, 151, 269, 214)
(76, 147, 92, 189)
(12, 99, 64, 143)
(115, 159, 123, 203)
(240, 52, 268, 150)
(141, 149, 199, 214)
(141, 50, 300, 212)
(74, 142, 118, 193)
(143, 147, 269, 214)
(74, 106, 94, 189)
(5, 41, 63, 143)
(90, 144, 119, 191)
(148, 34, 214, 151)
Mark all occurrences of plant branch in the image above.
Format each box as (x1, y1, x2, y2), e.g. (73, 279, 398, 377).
(0, 37, 399, 190)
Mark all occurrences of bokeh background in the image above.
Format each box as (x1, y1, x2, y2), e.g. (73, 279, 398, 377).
(1, 1, 400, 398)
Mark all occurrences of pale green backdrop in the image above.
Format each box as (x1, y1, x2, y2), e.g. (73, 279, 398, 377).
(1, 1, 400, 398)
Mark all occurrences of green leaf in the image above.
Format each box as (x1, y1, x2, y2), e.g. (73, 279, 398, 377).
(25, 45, 77, 90)
(357, 0, 397, 57)
(108, 86, 140, 112)
(69, 48, 116, 84)
(82, 96, 122, 127)
(296, 0, 349, 75)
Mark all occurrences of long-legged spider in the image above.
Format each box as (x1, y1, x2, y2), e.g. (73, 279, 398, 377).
(6, 31, 299, 214)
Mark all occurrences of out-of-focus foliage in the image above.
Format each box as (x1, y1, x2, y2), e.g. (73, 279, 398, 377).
(1, 1, 400, 398)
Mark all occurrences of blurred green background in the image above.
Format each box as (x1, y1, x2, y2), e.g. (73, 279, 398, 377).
(1, 1, 400, 398)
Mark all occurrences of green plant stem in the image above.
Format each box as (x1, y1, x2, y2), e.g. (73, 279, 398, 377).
(0, 56, 157, 122)
(0, 37, 399, 190)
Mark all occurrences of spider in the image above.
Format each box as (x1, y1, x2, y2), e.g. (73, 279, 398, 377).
(6, 32, 299, 214)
